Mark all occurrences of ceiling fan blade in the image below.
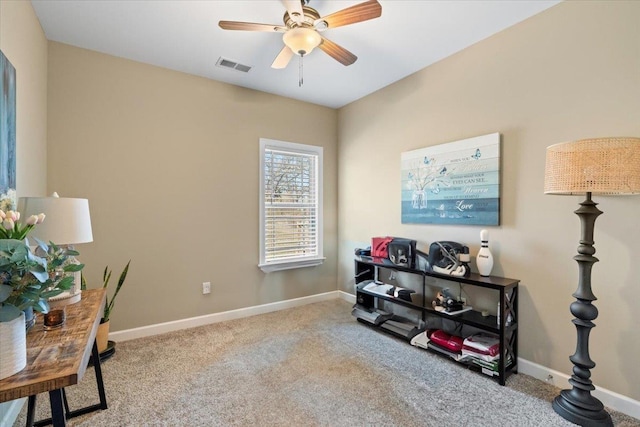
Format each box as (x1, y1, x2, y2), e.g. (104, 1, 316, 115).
(272, 46, 294, 69)
(319, 0, 382, 29)
(319, 37, 357, 66)
(219, 21, 286, 32)
(282, 0, 304, 24)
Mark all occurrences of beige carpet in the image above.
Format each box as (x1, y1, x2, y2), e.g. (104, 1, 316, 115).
(16, 299, 640, 426)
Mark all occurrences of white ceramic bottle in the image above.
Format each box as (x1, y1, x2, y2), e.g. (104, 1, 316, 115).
(476, 229, 494, 277)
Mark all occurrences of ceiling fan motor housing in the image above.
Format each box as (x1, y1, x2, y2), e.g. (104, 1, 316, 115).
(283, 5, 323, 30)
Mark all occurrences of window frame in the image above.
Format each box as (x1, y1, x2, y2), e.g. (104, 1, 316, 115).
(258, 138, 325, 273)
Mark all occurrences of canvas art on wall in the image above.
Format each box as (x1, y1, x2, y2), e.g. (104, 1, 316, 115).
(401, 133, 501, 225)
(1, 50, 17, 211)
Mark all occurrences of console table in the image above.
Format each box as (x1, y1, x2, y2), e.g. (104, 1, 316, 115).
(0, 288, 108, 426)
(353, 256, 519, 385)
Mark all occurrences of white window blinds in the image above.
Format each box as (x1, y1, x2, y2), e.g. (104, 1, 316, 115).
(259, 139, 324, 272)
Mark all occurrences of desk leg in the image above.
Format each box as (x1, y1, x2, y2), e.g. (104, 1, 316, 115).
(48, 389, 66, 427)
(26, 395, 37, 427)
(91, 339, 108, 409)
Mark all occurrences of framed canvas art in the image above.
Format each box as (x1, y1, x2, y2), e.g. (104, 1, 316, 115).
(401, 133, 501, 225)
(1, 49, 17, 211)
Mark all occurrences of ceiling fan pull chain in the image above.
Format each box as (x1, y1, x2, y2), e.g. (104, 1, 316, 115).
(299, 54, 304, 87)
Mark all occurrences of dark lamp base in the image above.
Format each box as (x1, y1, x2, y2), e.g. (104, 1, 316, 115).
(553, 390, 613, 427)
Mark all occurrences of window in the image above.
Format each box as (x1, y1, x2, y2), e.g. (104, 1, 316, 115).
(259, 138, 324, 273)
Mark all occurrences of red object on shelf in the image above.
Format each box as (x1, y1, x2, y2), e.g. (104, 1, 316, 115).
(429, 330, 464, 353)
(371, 236, 393, 258)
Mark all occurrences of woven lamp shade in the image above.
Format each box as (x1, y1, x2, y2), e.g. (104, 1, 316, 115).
(544, 137, 640, 195)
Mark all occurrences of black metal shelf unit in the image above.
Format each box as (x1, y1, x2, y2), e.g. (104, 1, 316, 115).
(353, 255, 519, 386)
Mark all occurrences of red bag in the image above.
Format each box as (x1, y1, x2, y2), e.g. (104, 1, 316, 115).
(429, 330, 464, 353)
(372, 236, 393, 258)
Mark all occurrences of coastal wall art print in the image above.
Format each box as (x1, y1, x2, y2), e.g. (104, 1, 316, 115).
(401, 133, 501, 225)
(1, 49, 17, 211)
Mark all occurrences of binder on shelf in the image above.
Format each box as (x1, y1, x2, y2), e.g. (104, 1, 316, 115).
(351, 304, 392, 326)
(426, 342, 463, 361)
(379, 319, 422, 341)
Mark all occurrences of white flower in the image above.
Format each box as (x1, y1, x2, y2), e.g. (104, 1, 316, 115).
(2, 218, 14, 231)
(26, 215, 39, 226)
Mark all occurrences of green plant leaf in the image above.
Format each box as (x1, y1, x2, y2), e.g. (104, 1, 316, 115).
(33, 299, 49, 313)
(103, 260, 130, 321)
(0, 304, 22, 322)
(102, 268, 112, 290)
(20, 290, 40, 301)
(34, 237, 49, 254)
(56, 276, 74, 290)
(63, 263, 84, 272)
(0, 284, 12, 303)
(41, 288, 64, 299)
(30, 269, 49, 283)
(1, 230, 88, 320)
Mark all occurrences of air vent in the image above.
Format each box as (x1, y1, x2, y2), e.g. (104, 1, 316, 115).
(216, 57, 252, 73)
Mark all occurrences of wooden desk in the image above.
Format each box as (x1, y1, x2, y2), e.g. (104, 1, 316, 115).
(0, 289, 108, 426)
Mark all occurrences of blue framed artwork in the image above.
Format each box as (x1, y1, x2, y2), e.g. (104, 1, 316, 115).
(1, 49, 17, 211)
(401, 133, 501, 225)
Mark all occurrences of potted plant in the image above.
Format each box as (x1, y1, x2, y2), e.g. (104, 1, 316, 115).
(0, 209, 84, 379)
(93, 261, 130, 354)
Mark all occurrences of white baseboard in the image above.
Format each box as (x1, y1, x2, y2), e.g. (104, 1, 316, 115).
(110, 291, 341, 342)
(338, 290, 356, 304)
(517, 358, 640, 420)
(108, 290, 638, 422)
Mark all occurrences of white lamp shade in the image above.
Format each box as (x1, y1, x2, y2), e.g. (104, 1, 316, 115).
(18, 194, 93, 245)
(283, 27, 321, 56)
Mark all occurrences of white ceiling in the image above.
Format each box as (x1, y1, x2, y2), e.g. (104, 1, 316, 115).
(31, 0, 561, 109)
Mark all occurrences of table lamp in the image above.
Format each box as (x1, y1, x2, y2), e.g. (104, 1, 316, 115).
(18, 192, 93, 328)
(544, 137, 640, 426)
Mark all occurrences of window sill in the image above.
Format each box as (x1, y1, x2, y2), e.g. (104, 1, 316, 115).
(259, 257, 326, 273)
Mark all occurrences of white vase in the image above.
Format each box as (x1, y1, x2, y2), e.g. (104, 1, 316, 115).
(476, 229, 494, 277)
(0, 312, 27, 380)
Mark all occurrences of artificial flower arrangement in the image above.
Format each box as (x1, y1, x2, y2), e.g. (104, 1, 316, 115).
(0, 209, 84, 323)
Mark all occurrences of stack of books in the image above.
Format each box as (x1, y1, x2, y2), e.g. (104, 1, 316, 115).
(460, 333, 503, 375)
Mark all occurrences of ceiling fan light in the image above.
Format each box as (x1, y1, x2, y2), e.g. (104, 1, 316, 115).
(283, 27, 321, 56)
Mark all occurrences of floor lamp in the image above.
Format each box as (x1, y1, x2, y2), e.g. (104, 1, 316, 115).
(544, 137, 640, 426)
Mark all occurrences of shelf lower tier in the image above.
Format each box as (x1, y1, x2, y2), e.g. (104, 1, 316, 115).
(423, 345, 518, 385)
(353, 311, 517, 386)
(351, 304, 393, 325)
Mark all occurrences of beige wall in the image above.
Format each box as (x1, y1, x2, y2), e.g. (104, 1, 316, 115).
(0, 0, 48, 198)
(338, 1, 640, 400)
(0, 0, 48, 421)
(46, 42, 338, 332)
(4, 0, 639, 409)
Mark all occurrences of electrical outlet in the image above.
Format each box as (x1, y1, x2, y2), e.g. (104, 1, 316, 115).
(202, 281, 211, 294)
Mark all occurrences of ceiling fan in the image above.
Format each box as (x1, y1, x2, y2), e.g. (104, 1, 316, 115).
(219, 0, 382, 85)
